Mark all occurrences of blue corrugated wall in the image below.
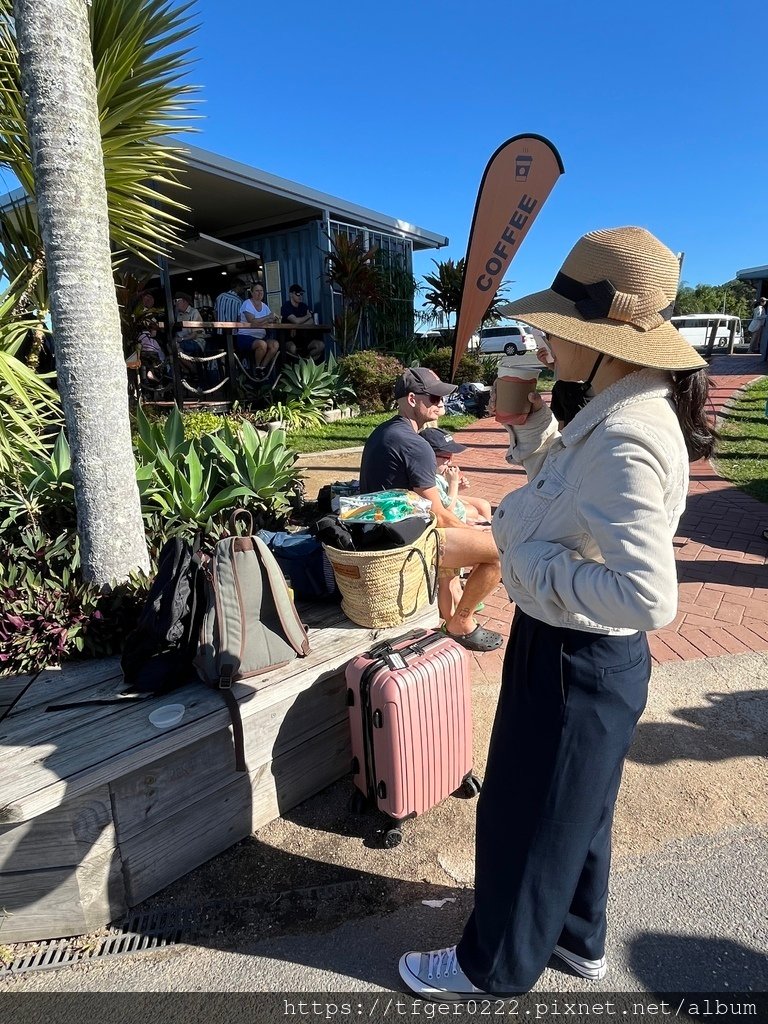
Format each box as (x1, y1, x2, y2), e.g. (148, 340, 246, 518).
(237, 220, 331, 325)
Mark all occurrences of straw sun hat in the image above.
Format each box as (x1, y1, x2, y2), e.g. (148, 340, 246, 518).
(500, 226, 706, 371)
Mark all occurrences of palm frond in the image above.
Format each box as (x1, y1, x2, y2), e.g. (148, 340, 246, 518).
(0, 0, 199, 266)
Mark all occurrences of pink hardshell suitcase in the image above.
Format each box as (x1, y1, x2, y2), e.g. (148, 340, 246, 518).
(346, 629, 481, 848)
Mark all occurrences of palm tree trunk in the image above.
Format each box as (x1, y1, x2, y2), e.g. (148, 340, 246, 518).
(13, 0, 149, 584)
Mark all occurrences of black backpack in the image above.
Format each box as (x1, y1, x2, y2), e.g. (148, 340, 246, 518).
(46, 535, 250, 772)
(120, 536, 206, 694)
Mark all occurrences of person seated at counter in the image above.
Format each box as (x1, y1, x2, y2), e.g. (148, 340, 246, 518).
(174, 293, 204, 355)
(239, 283, 280, 374)
(281, 283, 324, 362)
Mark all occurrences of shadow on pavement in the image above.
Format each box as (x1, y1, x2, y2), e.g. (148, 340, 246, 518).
(629, 932, 768, 991)
(628, 689, 767, 765)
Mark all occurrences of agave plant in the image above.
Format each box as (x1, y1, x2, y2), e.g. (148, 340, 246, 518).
(206, 421, 301, 519)
(279, 356, 337, 408)
(255, 400, 324, 431)
(133, 406, 301, 527)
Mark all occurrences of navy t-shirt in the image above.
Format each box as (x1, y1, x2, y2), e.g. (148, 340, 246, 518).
(359, 416, 437, 493)
(281, 300, 309, 322)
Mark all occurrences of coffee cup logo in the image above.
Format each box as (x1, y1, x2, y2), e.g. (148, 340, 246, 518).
(515, 153, 533, 182)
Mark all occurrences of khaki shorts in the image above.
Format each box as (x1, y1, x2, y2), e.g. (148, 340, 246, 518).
(435, 527, 461, 578)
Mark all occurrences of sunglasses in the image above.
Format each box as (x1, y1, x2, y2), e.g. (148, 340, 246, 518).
(419, 393, 444, 404)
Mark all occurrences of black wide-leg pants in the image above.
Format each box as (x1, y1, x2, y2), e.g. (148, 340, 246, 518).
(456, 610, 651, 994)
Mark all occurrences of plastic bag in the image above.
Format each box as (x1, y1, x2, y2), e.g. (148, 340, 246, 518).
(338, 489, 432, 523)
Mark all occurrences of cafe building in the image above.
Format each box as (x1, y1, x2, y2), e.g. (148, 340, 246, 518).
(141, 141, 448, 331)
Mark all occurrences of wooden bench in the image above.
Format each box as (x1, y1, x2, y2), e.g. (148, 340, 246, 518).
(0, 601, 438, 943)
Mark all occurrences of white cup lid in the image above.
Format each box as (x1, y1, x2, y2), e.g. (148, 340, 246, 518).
(149, 704, 185, 729)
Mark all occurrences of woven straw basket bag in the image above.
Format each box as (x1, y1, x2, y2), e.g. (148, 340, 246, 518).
(323, 520, 438, 628)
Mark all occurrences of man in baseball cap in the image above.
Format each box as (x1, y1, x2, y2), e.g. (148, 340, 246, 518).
(393, 366, 458, 400)
(280, 283, 323, 361)
(359, 367, 502, 653)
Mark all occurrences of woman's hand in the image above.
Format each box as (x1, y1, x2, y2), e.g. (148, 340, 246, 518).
(528, 390, 544, 414)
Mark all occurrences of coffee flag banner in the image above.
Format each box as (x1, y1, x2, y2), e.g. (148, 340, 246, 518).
(451, 134, 564, 378)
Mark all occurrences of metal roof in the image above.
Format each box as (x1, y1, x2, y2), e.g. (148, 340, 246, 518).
(158, 141, 448, 251)
(0, 141, 448, 253)
(736, 264, 768, 280)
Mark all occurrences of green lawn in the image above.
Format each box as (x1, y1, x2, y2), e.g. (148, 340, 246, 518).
(286, 412, 475, 454)
(714, 376, 768, 504)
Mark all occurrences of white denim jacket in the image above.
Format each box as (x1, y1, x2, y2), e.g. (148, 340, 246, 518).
(493, 369, 689, 635)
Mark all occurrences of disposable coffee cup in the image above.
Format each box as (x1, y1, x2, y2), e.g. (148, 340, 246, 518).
(495, 360, 541, 425)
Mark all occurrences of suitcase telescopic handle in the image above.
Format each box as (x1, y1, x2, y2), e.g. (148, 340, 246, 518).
(366, 628, 428, 660)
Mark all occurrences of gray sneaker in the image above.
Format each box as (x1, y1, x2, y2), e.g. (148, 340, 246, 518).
(398, 945, 488, 1000)
(552, 944, 608, 980)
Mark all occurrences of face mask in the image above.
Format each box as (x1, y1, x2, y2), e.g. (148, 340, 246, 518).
(550, 353, 604, 426)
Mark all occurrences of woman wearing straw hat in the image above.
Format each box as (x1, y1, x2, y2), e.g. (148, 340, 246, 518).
(399, 227, 716, 998)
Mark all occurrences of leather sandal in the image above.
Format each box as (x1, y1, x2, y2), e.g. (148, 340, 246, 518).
(445, 625, 503, 652)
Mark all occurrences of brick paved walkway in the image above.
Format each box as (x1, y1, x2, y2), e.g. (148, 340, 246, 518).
(456, 353, 768, 670)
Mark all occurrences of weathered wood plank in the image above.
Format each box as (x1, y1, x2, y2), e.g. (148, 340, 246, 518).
(249, 718, 351, 832)
(0, 787, 114, 870)
(0, 606, 437, 822)
(78, 843, 127, 932)
(0, 842, 126, 943)
(111, 671, 348, 842)
(0, 673, 35, 710)
(121, 774, 253, 905)
(122, 718, 351, 906)
(2, 660, 122, 715)
(0, 866, 87, 942)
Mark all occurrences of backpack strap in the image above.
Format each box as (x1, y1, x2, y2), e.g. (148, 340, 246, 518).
(252, 535, 310, 656)
(218, 683, 246, 773)
(228, 508, 253, 537)
(46, 694, 151, 711)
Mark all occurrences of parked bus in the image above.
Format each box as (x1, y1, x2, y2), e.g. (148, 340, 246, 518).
(670, 313, 743, 351)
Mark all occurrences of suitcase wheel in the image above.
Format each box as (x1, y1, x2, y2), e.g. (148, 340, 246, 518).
(456, 772, 482, 799)
(383, 825, 403, 849)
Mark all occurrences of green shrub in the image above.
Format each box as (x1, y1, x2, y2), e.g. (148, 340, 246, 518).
(0, 407, 308, 676)
(421, 347, 484, 385)
(180, 410, 226, 440)
(479, 355, 499, 386)
(340, 351, 404, 412)
(0, 526, 148, 677)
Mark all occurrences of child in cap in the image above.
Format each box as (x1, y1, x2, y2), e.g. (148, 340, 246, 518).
(421, 428, 493, 525)
(421, 427, 493, 622)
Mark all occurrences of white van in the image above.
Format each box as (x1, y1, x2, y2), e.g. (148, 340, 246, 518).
(478, 322, 538, 356)
(670, 314, 743, 351)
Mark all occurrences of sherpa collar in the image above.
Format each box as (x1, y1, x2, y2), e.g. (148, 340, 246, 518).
(560, 368, 672, 447)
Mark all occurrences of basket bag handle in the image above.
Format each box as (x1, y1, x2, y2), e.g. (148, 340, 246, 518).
(401, 526, 439, 610)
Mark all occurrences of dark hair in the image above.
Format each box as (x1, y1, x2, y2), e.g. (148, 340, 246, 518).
(670, 368, 717, 461)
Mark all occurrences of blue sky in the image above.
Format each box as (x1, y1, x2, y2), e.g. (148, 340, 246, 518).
(183, 1, 761, 300)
